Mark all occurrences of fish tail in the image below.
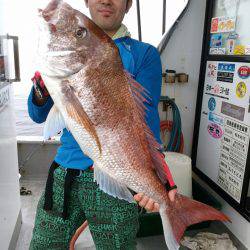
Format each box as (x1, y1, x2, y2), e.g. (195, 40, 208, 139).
(159, 194, 230, 249)
(159, 205, 180, 250)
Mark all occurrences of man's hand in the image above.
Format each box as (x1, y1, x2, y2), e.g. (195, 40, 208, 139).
(32, 71, 49, 106)
(168, 188, 177, 202)
(134, 189, 177, 212)
(134, 193, 160, 212)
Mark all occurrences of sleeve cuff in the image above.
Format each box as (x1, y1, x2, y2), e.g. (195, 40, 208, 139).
(165, 183, 177, 191)
(31, 86, 49, 107)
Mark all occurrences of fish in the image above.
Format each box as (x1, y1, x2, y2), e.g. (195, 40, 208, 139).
(37, 1, 230, 249)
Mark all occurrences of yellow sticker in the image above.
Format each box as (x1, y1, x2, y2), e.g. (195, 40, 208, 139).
(236, 82, 247, 98)
(234, 45, 245, 55)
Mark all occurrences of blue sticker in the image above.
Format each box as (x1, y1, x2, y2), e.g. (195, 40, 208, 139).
(218, 63, 235, 72)
(209, 112, 223, 125)
(208, 97, 216, 111)
(210, 34, 223, 48)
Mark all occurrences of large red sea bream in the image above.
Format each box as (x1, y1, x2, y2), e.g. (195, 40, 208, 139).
(37, 1, 230, 249)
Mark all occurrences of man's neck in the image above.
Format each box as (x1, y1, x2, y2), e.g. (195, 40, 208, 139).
(103, 24, 122, 38)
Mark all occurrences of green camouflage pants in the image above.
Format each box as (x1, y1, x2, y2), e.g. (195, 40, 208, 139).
(29, 167, 139, 250)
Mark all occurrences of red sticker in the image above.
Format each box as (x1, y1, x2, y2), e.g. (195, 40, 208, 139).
(238, 66, 250, 79)
(211, 18, 219, 33)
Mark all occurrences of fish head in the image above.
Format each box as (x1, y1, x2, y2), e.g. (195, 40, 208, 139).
(37, 0, 118, 78)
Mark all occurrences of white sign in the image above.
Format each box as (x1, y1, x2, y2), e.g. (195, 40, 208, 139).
(196, 61, 250, 203)
(210, 48, 226, 55)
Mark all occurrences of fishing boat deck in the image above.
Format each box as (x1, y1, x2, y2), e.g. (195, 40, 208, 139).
(15, 178, 247, 250)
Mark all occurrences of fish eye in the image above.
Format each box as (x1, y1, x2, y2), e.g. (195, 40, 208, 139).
(75, 27, 87, 38)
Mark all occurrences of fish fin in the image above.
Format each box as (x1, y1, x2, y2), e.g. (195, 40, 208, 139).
(43, 105, 66, 139)
(61, 80, 102, 154)
(159, 204, 180, 250)
(94, 166, 135, 203)
(160, 194, 230, 248)
(124, 71, 170, 184)
(125, 71, 151, 117)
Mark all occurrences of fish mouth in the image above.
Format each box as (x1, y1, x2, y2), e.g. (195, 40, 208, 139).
(38, 61, 82, 79)
(41, 0, 62, 22)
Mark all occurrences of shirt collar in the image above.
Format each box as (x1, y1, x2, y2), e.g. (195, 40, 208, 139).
(112, 24, 131, 40)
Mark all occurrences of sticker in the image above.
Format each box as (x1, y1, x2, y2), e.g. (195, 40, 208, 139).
(211, 16, 236, 34)
(231, 147, 246, 162)
(210, 48, 226, 55)
(218, 63, 235, 72)
(228, 165, 243, 180)
(217, 71, 234, 83)
(245, 46, 250, 55)
(222, 144, 230, 153)
(221, 152, 229, 161)
(220, 161, 230, 174)
(207, 123, 223, 139)
(221, 101, 245, 121)
(228, 174, 241, 189)
(234, 45, 245, 55)
(230, 156, 245, 171)
(208, 112, 223, 125)
(226, 32, 238, 55)
(217, 175, 228, 191)
(206, 84, 230, 99)
(232, 140, 247, 154)
(236, 82, 247, 98)
(224, 127, 248, 145)
(210, 34, 223, 48)
(222, 134, 247, 155)
(225, 118, 249, 134)
(208, 97, 216, 111)
(234, 131, 248, 144)
(222, 136, 231, 145)
(211, 17, 219, 33)
(207, 63, 217, 77)
(0, 85, 10, 112)
(238, 66, 250, 79)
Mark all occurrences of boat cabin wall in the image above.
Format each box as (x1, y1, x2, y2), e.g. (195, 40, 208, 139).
(159, 0, 250, 248)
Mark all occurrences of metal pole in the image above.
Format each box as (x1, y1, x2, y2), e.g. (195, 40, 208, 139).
(136, 0, 142, 41)
(162, 0, 166, 35)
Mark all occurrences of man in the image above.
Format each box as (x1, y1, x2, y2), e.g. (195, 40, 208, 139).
(29, 0, 177, 249)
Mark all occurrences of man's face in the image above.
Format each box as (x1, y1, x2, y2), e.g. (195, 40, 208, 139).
(84, 0, 132, 32)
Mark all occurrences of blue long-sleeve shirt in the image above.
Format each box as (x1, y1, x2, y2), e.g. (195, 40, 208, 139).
(28, 37, 162, 170)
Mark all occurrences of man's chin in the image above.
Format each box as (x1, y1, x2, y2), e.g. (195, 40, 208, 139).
(94, 19, 116, 31)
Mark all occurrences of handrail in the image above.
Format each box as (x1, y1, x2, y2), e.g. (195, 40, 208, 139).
(162, 0, 167, 35)
(136, 0, 142, 41)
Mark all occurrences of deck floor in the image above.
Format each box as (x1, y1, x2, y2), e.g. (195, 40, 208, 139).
(15, 179, 246, 250)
